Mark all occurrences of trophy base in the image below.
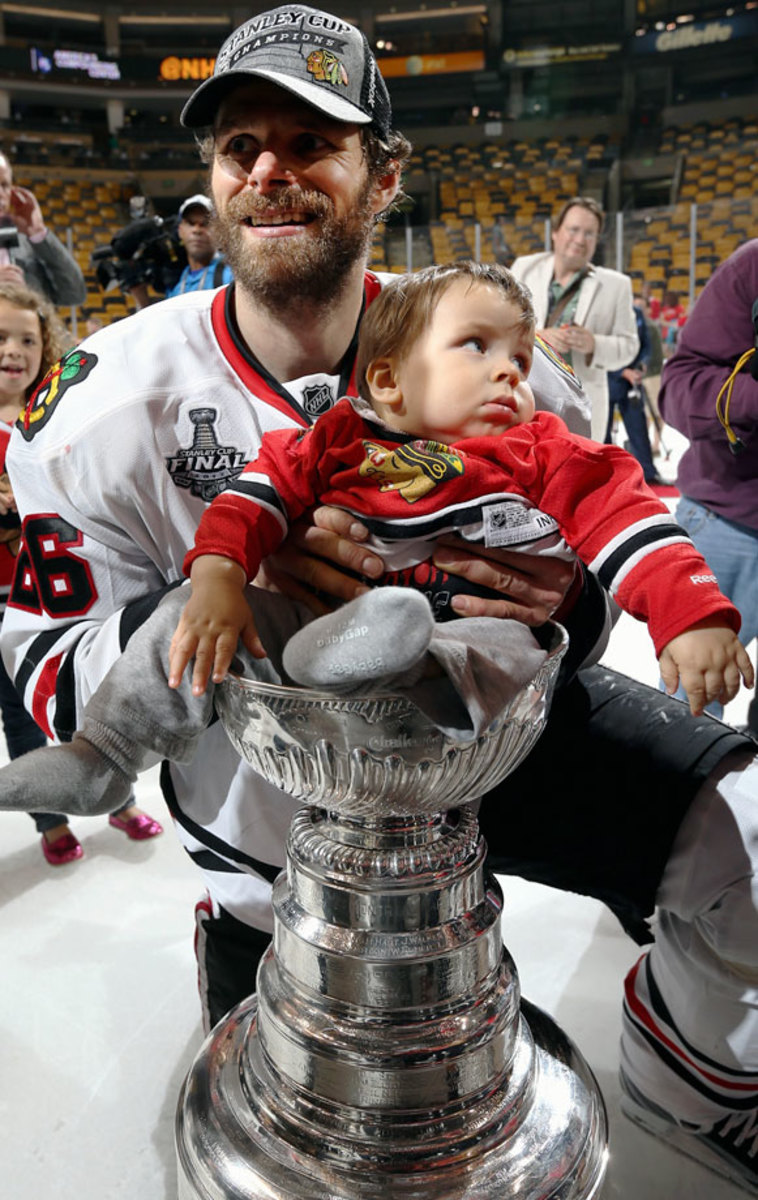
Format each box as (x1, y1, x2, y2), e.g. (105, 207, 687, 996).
(176, 993, 607, 1200)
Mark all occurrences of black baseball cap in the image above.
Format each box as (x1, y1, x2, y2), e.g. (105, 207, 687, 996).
(180, 5, 392, 139)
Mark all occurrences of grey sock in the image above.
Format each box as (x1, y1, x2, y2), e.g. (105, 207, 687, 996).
(0, 727, 137, 818)
(282, 588, 435, 692)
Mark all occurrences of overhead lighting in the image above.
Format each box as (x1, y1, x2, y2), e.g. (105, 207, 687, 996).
(376, 5, 485, 21)
(1, 3, 100, 21)
(119, 12, 230, 23)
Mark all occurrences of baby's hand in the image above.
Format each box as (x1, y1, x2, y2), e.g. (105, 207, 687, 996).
(168, 559, 266, 695)
(659, 621, 755, 716)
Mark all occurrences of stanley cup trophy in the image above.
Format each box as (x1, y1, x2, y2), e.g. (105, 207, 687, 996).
(176, 624, 608, 1199)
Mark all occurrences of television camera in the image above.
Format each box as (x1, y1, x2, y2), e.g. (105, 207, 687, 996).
(91, 214, 185, 296)
(0, 220, 20, 253)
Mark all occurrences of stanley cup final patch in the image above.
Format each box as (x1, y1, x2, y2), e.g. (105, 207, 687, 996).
(166, 407, 250, 501)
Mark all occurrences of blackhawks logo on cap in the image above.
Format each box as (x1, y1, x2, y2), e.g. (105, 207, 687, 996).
(307, 48, 348, 87)
(17, 348, 98, 442)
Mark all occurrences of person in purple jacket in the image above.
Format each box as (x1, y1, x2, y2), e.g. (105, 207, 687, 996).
(659, 239, 758, 734)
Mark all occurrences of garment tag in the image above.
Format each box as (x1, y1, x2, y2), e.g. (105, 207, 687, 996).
(483, 502, 559, 548)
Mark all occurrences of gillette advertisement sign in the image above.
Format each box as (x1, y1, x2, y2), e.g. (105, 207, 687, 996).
(633, 12, 758, 54)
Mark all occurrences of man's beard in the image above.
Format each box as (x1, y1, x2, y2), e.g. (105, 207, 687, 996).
(211, 183, 376, 315)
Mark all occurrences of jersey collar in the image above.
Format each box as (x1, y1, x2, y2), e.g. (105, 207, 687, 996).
(211, 275, 383, 426)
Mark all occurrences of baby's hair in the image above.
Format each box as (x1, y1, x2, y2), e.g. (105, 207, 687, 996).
(0, 279, 68, 391)
(356, 261, 535, 402)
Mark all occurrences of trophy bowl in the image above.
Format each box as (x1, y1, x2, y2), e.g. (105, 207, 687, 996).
(215, 622, 568, 817)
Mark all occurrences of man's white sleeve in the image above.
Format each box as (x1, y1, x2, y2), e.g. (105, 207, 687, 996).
(530, 339, 592, 437)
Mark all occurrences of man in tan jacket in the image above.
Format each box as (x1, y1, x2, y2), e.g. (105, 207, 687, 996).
(510, 196, 639, 441)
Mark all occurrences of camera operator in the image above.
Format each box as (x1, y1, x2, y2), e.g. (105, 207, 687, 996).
(165, 194, 232, 297)
(91, 198, 188, 311)
(0, 151, 86, 307)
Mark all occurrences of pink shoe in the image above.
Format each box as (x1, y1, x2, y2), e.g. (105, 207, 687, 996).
(108, 812, 163, 840)
(41, 831, 83, 866)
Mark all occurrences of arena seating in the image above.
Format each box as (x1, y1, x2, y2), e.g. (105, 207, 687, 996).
(11, 167, 138, 326)
(4, 109, 757, 330)
(625, 115, 758, 307)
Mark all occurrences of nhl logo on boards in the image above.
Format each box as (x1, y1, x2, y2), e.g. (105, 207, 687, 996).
(166, 407, 249, 501)
(302, 383, 334, 417)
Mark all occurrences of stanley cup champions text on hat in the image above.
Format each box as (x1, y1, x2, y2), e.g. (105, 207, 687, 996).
(181, 5, 392, 138)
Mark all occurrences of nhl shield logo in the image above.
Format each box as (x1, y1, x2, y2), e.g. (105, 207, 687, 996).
(166, 408, 249, 501)
(302, 383, 334, 417)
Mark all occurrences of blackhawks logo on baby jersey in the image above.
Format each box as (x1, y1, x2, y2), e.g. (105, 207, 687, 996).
(166, 407, 249, 501)
(359, 439, 464, 503)
(16, 349, 98, 442)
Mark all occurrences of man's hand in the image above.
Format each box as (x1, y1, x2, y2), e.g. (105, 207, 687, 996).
(168, 556, 265, 696)
(659, 620, 755, 716)
(564, 323, 595, 357)
(9, 185, 46, 239)
(0, 263, 26, 287)
(262, 508, 576, 626)
(537, 324, 595, 361)
(259, 506, 384, 613)
(537, 326, 572, 356)
(127, 283, 152, 311)
(433, 537, 577, 624)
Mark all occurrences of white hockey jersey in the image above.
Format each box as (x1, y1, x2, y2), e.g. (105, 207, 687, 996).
(2, 278, 590, 929)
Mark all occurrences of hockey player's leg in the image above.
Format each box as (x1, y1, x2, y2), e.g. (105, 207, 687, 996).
(621, 748, 758, 1194)
(195, 896, 273, 1033)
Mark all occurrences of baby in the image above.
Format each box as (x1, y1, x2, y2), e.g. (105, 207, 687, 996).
(0, 261, 751, 816)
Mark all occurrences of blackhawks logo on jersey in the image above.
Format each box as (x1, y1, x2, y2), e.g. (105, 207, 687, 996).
(358, 439, 464, 503)
(17, 349, 98, 442)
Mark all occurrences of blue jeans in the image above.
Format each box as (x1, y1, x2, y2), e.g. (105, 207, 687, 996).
(666, 496, 758, 726)
(609, 386, 656, 480)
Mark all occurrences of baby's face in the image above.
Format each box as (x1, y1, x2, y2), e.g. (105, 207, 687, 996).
(389, 280, 536, 443)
